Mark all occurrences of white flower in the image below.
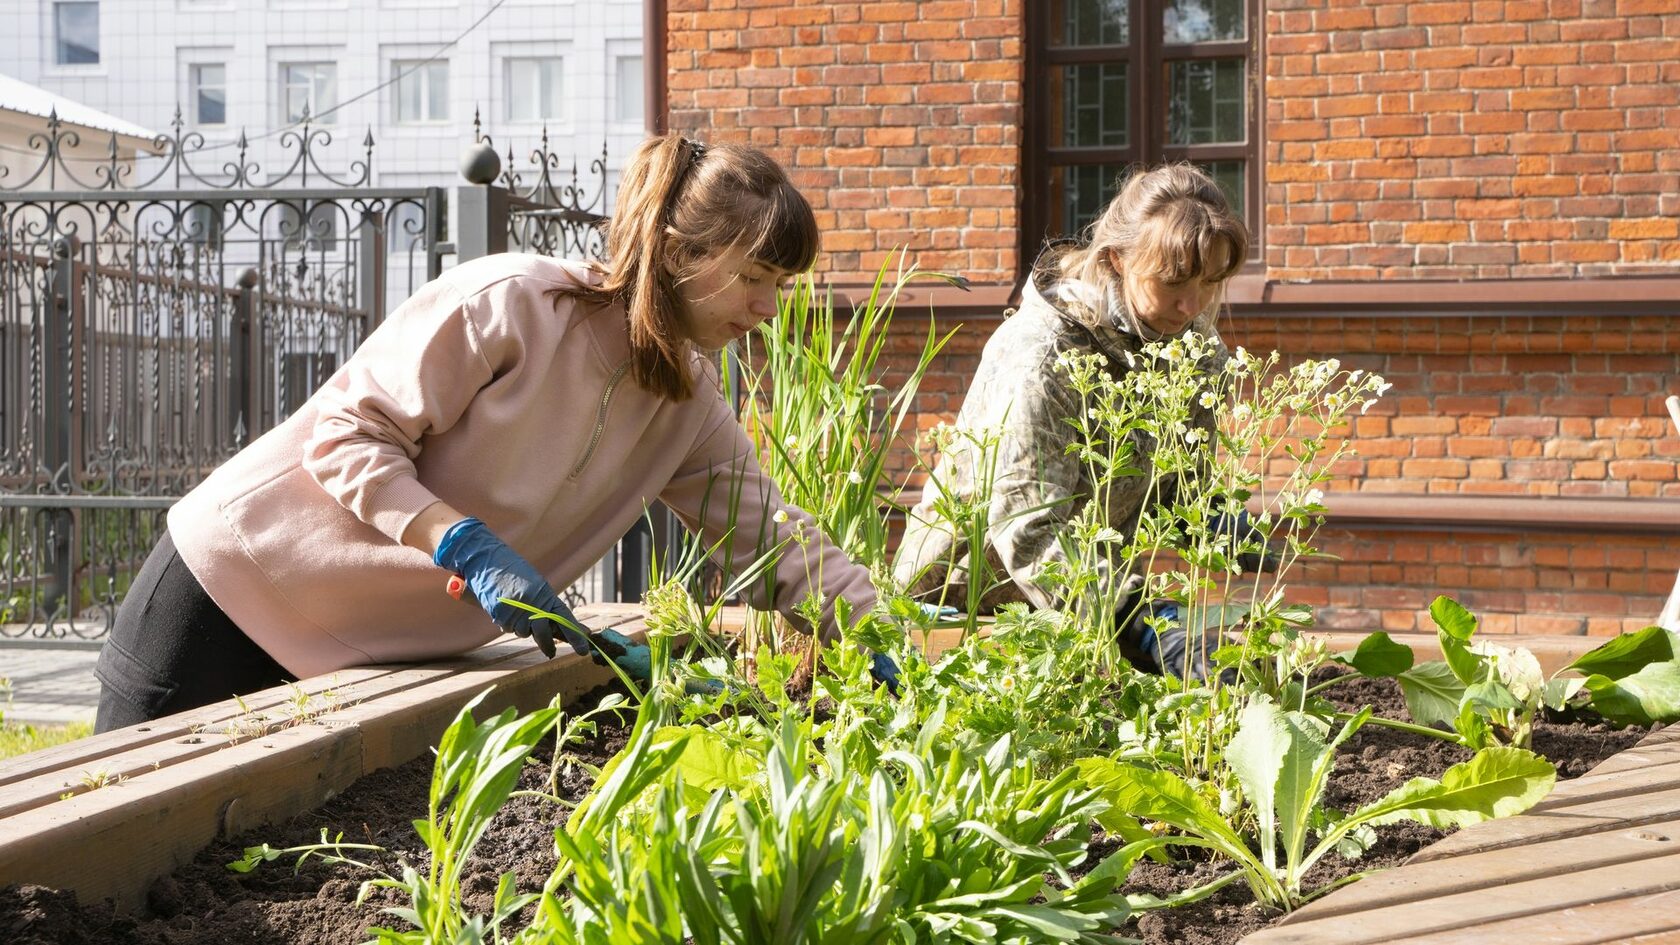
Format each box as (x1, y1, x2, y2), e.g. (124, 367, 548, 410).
(772, 509, 789, 524)
(784, 434, 800, 450)
(1306, 488, 1325, 506)
(1376, 380, 1394, 396)
(1186, 429, 1206, 445)
(1348, 369, 1365, 384)
(1198, 391, 1219, 410)
(1361, 398, 1378, 414)
(1123, 351, 1138, 369)
(847, 470, 864, 485)
(1233, 403, 1253, 422)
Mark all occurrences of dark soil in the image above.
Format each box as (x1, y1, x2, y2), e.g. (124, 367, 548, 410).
(0, 675, 1654, 945)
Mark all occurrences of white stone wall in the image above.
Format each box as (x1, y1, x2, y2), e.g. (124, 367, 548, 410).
(1, 0, 645, 216)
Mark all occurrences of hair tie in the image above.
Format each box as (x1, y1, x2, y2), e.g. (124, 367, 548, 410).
(685, 138, 707, 170)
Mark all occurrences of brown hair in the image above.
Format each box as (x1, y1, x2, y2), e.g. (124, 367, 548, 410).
(1041, 162, 1248, 325)
(556, 134, 819, 400)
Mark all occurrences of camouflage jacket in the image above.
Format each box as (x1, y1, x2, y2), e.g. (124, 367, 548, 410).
(892, 266, 1227, 611)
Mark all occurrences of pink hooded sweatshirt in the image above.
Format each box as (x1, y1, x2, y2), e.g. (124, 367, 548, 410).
(168, 253, 878, 678)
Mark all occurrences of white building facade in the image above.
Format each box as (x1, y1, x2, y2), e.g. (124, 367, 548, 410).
(0, 0, 647, 227)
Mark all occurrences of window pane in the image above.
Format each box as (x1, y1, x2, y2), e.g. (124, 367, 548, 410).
(192, 64, 225, 125)
(1050, 163, 1129, 238)
(427, 62, 448, 121)
(1167, 58, 1245, 145)
(1050, 0, 1129, 47)
(313, 65, 337, 123)
(506, 58, 561, 122)
(1193, 159, 1246, 229)
(1052, 63, 1128, 148)
(54, 2, 99, 65)
(1164, 0, 1245, 44)
(396, 63, 422, 122)
(615, 56, 644, 124)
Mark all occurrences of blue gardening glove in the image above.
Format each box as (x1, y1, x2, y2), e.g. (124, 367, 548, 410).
(917, 602, 960, 622)
(589, 627, 653, 684)
(434, 517, 589, 660)
(869, 651, 901, 695)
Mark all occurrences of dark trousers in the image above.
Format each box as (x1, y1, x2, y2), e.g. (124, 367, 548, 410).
(93, 530, 291, 733)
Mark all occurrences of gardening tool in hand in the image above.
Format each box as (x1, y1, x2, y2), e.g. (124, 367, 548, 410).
(444, 573, 653, 684)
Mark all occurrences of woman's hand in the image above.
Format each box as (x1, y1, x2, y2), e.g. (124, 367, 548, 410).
(432, 517, 590, 659)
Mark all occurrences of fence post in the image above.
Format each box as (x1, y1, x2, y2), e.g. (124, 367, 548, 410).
(358, 207, 387, 333)
(231, 267, 260, 444)
(454, 142, 507, 264)
(454, 185, 508, 263)
(41, 236, 77, 621)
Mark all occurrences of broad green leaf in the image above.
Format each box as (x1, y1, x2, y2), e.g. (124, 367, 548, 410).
(1185, 602, 1253, 636)
(1464, 678, 1523, 714)
(1542, 676, 1587, 713)
(1584, 662, 1680, 725)
(1565, 626, 1680, 681)
(655, 725, 755, 792)
(1354, 746, 1555, 830)
(1337, 632, 1414, 678)
(1429, 596, 1479, 642)
(1430, 596, 1485, 685)
(1397, 661, 1466, 729)
(1075, 758, 1248, 857)
(1227, 698, 1326, 872)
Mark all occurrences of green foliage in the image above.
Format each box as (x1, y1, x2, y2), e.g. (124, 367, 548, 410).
(1371, 598, 1680, 746)
(1078, 698, 1556, 912)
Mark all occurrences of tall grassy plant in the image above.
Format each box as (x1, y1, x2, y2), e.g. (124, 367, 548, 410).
(730, 252, 959, 571)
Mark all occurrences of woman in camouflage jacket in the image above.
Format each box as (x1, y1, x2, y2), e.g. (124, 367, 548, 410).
(893, 164, 1249, 679)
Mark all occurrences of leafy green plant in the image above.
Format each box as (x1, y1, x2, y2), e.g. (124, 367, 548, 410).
(1078, 696, 1557, 912)
(1344, 597, 1680, 748)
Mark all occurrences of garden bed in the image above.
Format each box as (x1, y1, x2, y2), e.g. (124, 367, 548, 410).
(0, 661, 1653, 945)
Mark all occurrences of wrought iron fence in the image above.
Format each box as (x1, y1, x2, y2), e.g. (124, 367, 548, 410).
(0, 108, 619, 643)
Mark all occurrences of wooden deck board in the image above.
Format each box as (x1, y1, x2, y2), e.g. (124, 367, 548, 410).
(1369, 889, 1680, 945)
(1244, 850, 1680, 944)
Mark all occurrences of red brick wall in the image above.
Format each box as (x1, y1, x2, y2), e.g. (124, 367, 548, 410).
(1230, 313, 1680, 498)
(666, 0, 1022, 284)
(1266, 0, 1680, 279)
(665, 1, 1680, 633)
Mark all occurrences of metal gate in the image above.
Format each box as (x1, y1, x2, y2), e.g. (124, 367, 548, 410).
(0, 111, 616, 643)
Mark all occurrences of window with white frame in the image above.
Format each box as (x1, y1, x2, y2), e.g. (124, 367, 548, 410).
(504, 57, 563, 123)
(393, 59, 448, 124)
(190, 64, 227, 125)
(53, 2, 99, 65)
(280, 62, 337, 124)
(614, 55, 644, 125)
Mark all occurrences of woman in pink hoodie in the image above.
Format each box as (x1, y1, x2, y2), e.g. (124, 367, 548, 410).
(93, 135, 889, 731)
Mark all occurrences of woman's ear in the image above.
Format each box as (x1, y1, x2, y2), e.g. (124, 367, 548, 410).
(1105, 247, 1126, 275)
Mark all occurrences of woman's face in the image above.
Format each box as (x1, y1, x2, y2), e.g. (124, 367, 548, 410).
(1110, 244, 1230, 337)
(672, 244, 793, 350)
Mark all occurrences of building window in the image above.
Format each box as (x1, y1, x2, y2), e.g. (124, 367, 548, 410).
(614, 55, 644, 125)
(190, 64, 227, 126)
(53, 2, 99, 65)
(504, 57, 562, 123)
(1026, 0, 1258, 257)
(393, 59, 448, 124)
(280, 62, 337, 124)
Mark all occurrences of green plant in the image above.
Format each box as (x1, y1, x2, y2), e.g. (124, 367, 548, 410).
(1078, 696, 1557, 912)
(1347, 597, 1680, 748)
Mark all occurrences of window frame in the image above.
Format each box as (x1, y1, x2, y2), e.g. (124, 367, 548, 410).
(52, 1, 100, 66)
(279, 61, 338, 125)
(392, 58, 449, 125)
(502, 56, 565, 125)
(1023, 0, 1262, 272)
(189, 62, 228, 127)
